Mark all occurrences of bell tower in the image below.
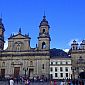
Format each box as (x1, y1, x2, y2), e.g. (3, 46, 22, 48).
(0, 18, 5, 50)
(38, 15, 51, 50)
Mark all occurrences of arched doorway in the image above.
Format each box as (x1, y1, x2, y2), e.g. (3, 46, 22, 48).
(79, 72, 85, 79)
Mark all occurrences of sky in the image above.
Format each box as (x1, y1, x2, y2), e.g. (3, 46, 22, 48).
(0, 0, 85, 51)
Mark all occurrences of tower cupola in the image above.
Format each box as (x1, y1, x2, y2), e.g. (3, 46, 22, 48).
(38, 15, 51, 50)
(39, 15, 50, 28)
(80, 40, 85, 50)
(71, 40, 78, 50)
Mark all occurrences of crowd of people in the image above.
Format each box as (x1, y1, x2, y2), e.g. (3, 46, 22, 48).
(8, 76, 30, 85)
(50, 79, 85, 85)
(9, 75, 47, 85)
(1, 76, 85, 85)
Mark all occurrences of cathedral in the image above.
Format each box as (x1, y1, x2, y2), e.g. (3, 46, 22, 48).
(0, 15, 50, 79)
(0, 14, 85, 80)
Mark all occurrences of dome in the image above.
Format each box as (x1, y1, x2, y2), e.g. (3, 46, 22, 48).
(71, 40, 78, 45)
(39, 15, 50, 27)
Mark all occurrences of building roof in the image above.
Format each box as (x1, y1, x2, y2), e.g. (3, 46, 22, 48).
(50, 48, 71, 58)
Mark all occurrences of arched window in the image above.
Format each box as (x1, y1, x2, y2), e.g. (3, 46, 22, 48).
(14, 41, 23, 51)
(30, 61, 33, 66)
(42, 64, 44, 69)
(72, 46, 75, 50)
(42, 42, 46, 49)
(43, 29, 45, 33)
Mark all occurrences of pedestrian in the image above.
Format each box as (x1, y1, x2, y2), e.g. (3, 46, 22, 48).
(54, 80, 56, 85)
(27, 79, 30, 85)
(72, 79, 75, 85)
(81, 80, 84, 85)
(10, 78, 14, 85)
(25, 79, 30, 85)
(60, 81, 64, 85)
(50, 80, 53, 85)
(25, 79, 27, 85)
(68, 80, 71, 85)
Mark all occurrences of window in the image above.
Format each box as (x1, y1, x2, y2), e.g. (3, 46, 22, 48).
(60, 61, 62, 64)
(50, 74, 53, 79)
(51, 62, 53, 65)
(66, 73, 68, 77)
(42, 42, 46, 49)
(55, 67, 57, 72)
(43, 29, 45, 33)
(50, 67, 53, 72)
(65, 67, 68, 72)
(60, 67, 63, 71)
(56, 62, 57, 65)
(30, 61, 33, 66)
(42, 64, 44, 69)
(2, 62, 5, 67)
(60, 73, 63, 77)
(55, 73, 58, 77)
(66, 61, 68, 64)
(15, 41, 23, 51)
(73, 46, 75, 50)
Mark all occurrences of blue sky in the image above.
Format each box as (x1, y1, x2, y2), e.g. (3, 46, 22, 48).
(0, 0, 85, 50)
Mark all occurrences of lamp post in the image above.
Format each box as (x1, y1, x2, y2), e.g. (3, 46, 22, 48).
(72, 67, 75, 79)
(23, 67, 28, 78)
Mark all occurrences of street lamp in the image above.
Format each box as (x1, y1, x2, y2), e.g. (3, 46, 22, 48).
(72, 67, 76, 79)
(23, 67, 28, 78)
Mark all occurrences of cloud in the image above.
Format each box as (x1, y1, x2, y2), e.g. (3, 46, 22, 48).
(4, 40, 8, 50)
(63, 49, 69, 53)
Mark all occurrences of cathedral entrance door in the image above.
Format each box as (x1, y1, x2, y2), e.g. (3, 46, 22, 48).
(29, 69, 34, 78)
(1, 69, 5, 78)
(14, 67, 20, 78)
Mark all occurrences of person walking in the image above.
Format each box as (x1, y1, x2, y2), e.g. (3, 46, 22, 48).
(50, 80, 53, 85)
(25, 79, 30, 85)
(10, 78, 14, 85)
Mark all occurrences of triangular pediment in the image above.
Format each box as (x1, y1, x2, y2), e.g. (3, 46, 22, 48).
(8, 33, 30, 39)
(12, 34, 27, 39)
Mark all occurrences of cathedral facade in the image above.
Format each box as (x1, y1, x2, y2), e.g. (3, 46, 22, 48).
(0, 15, 50, 79)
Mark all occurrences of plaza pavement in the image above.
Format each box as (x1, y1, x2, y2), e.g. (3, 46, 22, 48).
(0, 81, 50, 85)
(0, 80, 85, 85)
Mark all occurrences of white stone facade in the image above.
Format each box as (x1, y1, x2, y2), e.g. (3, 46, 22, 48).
(50, 58, 72, 79)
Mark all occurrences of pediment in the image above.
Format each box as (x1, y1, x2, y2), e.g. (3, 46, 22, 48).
(8, 33, 30, 39)
(12, 34, 27, 39)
